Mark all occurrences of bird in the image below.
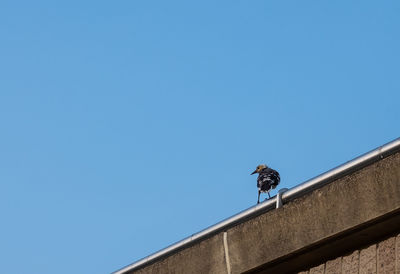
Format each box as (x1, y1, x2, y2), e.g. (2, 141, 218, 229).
(251, 164, 280, 204)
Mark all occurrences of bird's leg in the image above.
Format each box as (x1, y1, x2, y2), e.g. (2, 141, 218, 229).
(267, 192, 271, 199)
(257, 191, 260, 204)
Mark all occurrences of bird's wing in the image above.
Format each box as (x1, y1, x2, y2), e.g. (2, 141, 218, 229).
(258, 169, 280, 187)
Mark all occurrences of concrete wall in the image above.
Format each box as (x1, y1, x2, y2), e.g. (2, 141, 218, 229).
(129, 152, 400, 274)
(299, 233, 400, 274)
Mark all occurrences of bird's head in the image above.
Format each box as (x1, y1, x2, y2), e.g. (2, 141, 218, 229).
(251, 164, 267, 175)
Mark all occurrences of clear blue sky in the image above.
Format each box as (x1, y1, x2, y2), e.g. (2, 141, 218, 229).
(1, 1, 399, 273)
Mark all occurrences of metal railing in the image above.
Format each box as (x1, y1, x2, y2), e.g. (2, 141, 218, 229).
(114, 137, 400, 274)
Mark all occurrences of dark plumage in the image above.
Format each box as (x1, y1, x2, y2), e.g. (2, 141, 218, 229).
(251, 164, 281, 204)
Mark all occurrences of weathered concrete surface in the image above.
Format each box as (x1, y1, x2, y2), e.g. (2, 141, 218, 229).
(377, 237, 396, 273)
(341, 250, 359, 274)
(359, 244, 377, 274)
(397, 234, 400, 274)
(296, 232, 400, 274)
(135, 234, 226, 274)
(129, 152, 400, 274)
(324, 257, 341, 274)
(309, 264, 324, 274)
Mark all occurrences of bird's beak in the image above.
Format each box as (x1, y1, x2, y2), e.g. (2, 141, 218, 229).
(251, 170, 257, 175)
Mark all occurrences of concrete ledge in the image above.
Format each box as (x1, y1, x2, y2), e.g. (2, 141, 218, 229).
(128, 152, 400, 274)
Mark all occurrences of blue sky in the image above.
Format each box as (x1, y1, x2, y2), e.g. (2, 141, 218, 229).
(1, 1, 399, 273)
